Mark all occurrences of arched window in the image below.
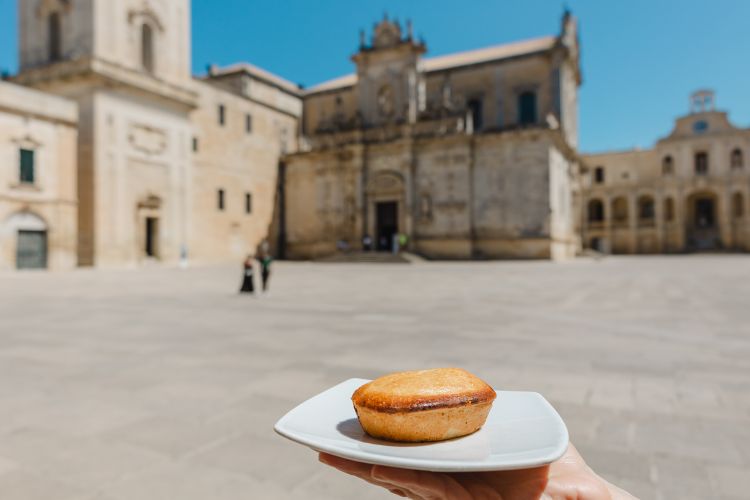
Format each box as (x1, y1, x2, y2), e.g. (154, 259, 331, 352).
(612, 197, 628, 225)
(518, 91, 537, 125)
(638, 195, 655, 224)
(49, 12, 61, 62)
(731, 148, 743, 169)
(733, 192, 744, 218)
(594, 166, 605, 184)
(587, 199, 604, 223)
(664, 197, 674, 222)
(141, 23, 154, 73)
(662, 155, 673, 175)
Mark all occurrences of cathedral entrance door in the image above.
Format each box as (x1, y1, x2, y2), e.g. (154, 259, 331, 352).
(145, 217, 159, 258)
(137, 195, 162, 261)
(376, 201, 398, 251)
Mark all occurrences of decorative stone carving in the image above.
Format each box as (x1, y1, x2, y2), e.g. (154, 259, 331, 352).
(128, 124, 167, 155)
(36, 0, 72, 18)
(367, 171, 404, 194)
(377, 84, 394, 118)
(128, 4, 164, 32)
(372, 17, 402, 49)
(138, 194, 162, 209)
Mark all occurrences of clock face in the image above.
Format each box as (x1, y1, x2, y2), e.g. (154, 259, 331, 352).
(693, 120, 709, 133)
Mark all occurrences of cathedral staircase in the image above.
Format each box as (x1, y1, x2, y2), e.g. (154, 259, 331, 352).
(315, 251, 425, 264)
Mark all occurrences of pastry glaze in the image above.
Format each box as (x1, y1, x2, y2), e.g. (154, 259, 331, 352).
(352, 368, 496, 442)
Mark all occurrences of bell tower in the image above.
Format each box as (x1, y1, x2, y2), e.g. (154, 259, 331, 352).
(18, 0, 191, 85)
(18, 0, 89, 70)
(352, 15, 426, 126)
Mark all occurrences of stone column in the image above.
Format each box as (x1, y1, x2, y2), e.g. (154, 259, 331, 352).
(628, 193, 638, 253)
(718, 188, 732, 248)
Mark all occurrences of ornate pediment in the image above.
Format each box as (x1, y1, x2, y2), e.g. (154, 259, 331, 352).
(36, 0, 72, 17)
(138, 194, 162, 209)
(372, 17, 402, 49)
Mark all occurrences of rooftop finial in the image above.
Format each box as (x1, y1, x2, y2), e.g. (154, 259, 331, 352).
(407, 19, 413, 40)
(562, 2, 571, 19)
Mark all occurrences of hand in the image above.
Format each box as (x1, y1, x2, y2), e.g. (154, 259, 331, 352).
(319, 443, 636, 500)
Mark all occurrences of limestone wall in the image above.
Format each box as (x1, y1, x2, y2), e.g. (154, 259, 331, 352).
(0, 81, 78, 270)
(190, 81, 299, 264)
(581, 111, 750, 253)
(284, 129, 577, 260)
(85, 89, 192, 267)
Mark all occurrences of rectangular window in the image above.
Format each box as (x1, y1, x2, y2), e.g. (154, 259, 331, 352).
(695, 152, 709, 175)
(192, 137, 199, 152)
(467, 98, 483, 131)
(217, 189, 225, 211)
(48, 12, 61, 62)
(594, 167, 605, 184)
(245, 192, 252, 214)
(518, 91, 537, 125)
(218, 105, 226, 126)
(245, 114, 253, 134)
(20, 149, 35, 184)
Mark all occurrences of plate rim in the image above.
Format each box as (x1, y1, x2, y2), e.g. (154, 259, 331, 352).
(274, 378, 569, 472)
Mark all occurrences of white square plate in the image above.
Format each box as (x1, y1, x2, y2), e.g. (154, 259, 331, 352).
(274, 378, 569, 472)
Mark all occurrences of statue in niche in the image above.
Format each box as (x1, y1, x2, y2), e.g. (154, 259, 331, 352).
(377, 84, 395, 118)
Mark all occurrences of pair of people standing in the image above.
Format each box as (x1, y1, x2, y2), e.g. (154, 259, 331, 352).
(240, 250, 272, 294)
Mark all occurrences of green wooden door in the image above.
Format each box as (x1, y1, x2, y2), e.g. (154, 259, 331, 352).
(17, 230, 47, 269)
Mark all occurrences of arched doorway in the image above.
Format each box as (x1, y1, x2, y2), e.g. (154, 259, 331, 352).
(686, 191, 720, 250)
(3, 212, 48, 269)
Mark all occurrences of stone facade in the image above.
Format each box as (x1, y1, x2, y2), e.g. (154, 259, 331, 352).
(581, 90, 750, 254)
(2, 1, 585, 268)
(0, 80, 78, 270)
(190, 68, 300, 264)
(9, 0, 301, 268)
(283, 14, 582, 260)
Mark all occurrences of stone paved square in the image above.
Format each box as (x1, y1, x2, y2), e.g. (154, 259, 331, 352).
(0, 256, 748, 499)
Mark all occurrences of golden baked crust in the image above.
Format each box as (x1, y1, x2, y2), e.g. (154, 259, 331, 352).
(352, 368, 496, 413)
(351, 368, 496, 442)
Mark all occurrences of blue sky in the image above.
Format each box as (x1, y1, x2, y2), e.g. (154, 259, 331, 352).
(1, 0, 748, 153)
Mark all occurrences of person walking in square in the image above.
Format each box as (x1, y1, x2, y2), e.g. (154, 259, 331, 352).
(257, 250, 273, 292)
(239, 254, 255, 293)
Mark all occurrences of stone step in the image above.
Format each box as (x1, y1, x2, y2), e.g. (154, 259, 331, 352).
(315, 251, 412, 263)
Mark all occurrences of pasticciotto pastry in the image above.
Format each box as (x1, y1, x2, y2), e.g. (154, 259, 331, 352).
(351, 368, 496, 442)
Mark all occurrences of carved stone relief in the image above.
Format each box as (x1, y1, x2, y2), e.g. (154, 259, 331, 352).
(128, 124, 167, 155)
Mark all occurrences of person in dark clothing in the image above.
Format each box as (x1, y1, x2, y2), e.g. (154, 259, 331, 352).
(257, 251, 273, 292)
(239, 254, 255, 293)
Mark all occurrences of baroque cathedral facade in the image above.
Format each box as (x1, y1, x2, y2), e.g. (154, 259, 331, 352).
(283, 14, 582, 260)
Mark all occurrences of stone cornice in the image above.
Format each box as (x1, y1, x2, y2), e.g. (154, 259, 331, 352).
(13, 57, 198, 111)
